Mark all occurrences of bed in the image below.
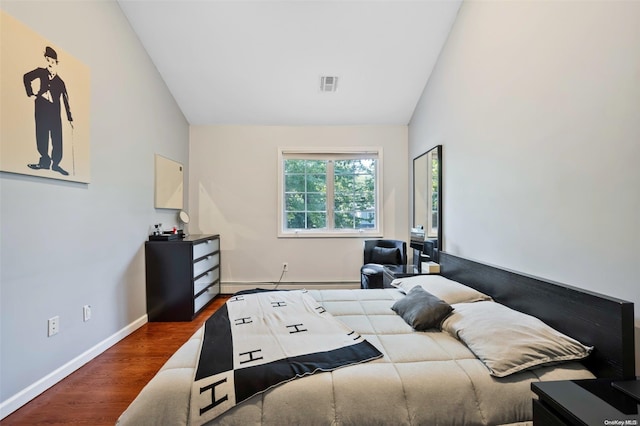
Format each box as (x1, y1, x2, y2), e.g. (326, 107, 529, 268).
(117, 252, 635, 425)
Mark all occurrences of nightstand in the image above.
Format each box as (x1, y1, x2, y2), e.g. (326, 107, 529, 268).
(382, 264, 438, 288)
(531, 378, 640, 425)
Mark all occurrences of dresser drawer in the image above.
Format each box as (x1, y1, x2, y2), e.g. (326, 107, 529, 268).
(193, 253, 219, 278)
(193, 238, 219, 260)
(193, 268, 219, 296)
(194, 285, 219, 313)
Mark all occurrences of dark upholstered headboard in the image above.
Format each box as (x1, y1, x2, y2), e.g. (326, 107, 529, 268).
(439, 252, 635, 380)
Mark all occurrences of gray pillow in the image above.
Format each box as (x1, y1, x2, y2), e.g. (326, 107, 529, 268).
(441, 301, 593, 377)
(391, 286, 453, 331)
(372, 246, 400, 264)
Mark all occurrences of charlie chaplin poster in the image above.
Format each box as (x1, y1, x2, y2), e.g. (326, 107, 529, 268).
(1, 11, 91, 183)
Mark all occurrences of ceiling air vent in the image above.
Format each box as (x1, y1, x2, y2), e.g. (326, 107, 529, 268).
(320, 76, 338, 92)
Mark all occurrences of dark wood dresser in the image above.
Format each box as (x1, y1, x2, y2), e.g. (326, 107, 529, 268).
(145, 234, 220, 321)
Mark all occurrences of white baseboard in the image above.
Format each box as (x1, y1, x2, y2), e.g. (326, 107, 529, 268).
(221, 281, 359, 294)
(0, 314, 148, 420)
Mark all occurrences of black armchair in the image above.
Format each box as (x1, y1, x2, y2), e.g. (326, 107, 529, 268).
(360, 239, 407, 289)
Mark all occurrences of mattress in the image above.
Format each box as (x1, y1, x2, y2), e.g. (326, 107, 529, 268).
(117, 288, 595, 425)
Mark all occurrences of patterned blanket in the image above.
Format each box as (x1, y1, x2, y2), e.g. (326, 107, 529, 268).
(189, 290, 382, 425)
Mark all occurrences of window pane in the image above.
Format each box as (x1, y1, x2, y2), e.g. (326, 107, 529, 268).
(285, 174, 305, 192)
(334, 212, 354, 229)
(285, 193, 305, 211)
(333, 196, 353, 212)
(306, 174, 326, 192)
(307, 193, 326, 211)
(334, 174, 354, 191)
(335, 159, 375, 174)
(306, 160, 326, 174)
(356, 211, 375, 229)
(283, 159, 327, 230)
(287, 212, 306, 228)
(353, 191, 375, 210)
(361, 175, 375, 192)
(333, 159, 376, 229)
(307, 212, 326, 229)
(284, 159, 306, 173)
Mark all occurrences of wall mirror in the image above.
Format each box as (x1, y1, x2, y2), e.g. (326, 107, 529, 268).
(154, 154, 184, 209)
(413, 145, 442, 248)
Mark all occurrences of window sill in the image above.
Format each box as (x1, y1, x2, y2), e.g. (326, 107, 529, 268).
(278, 229, 383, 239)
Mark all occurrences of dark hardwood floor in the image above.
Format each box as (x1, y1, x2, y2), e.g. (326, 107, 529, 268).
(2, 296, 229, 426)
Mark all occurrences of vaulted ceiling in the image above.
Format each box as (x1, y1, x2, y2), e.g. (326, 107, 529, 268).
(117, 0, 462, 126)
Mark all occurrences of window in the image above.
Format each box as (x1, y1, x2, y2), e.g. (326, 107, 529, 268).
(278, 148, 383, 237)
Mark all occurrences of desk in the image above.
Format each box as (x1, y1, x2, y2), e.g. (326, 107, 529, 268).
(531, 379, 640, 425)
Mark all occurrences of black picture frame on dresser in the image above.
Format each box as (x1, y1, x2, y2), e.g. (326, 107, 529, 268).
(145, 234, 220, 321)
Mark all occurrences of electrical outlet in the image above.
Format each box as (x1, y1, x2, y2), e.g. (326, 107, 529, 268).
(83, 305, 91, 322)
(282, 262, 289, 272)
(48, 316, 59, 337)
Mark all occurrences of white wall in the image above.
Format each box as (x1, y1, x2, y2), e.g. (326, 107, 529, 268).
(189, 125, 408, 289)
(0, 1, 189, 415)
(409, 0, 640, 363)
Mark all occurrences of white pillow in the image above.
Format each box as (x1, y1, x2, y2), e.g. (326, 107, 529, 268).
(441, 301, 593, 377)
(391, 275, 492, 304)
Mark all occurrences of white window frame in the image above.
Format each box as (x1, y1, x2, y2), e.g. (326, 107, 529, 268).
(278, 147, 383, 238)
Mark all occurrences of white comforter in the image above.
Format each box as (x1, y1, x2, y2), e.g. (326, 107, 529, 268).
(117, 289, 594, 426)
